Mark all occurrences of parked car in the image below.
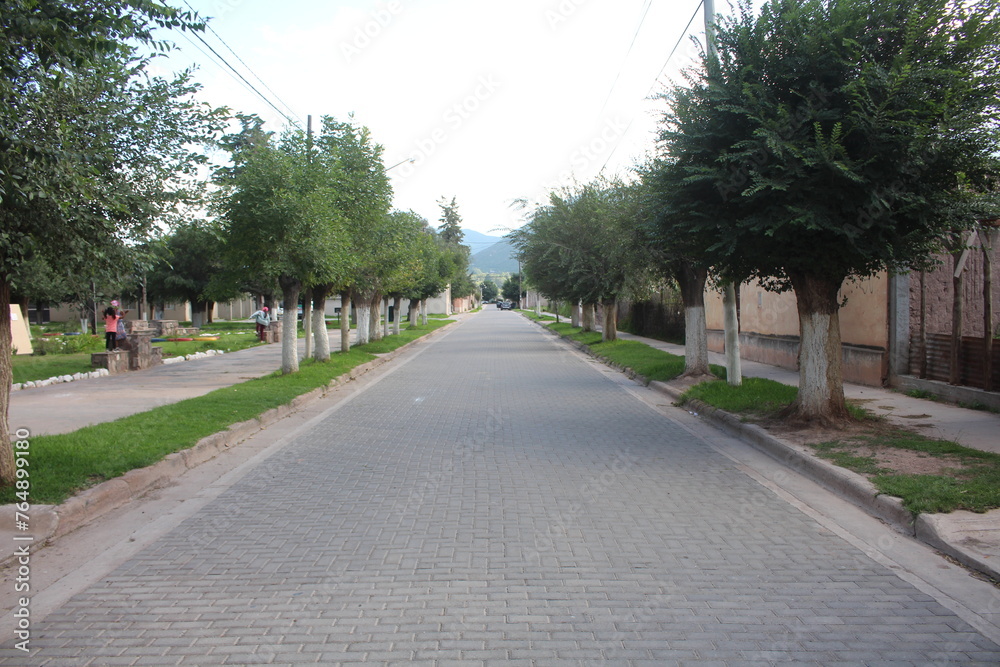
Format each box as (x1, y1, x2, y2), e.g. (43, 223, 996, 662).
(500, 301, 512, 310)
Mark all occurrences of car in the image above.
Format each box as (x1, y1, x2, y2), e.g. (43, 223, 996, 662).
(499, 301, 512, 310)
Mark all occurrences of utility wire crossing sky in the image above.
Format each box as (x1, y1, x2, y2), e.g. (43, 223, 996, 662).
(158, 0, 734, 237)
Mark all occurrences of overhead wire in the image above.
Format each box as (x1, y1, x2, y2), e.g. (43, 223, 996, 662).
(598, 0, 704, 175)
(182, 0, 303, 126)
(596, 0, 654, 120)
(175, 3, 302, 128)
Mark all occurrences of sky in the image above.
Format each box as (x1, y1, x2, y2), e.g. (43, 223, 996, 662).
(154, 0, 731, 250)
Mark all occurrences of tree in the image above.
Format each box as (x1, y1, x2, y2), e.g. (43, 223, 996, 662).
(513, 179, 654, 341)
(501, 274, 522, 304)
(480, 279, 499, 302)
(662, 0, 1000, 423)
(437, 196, 465, 244)
(216, 124, 347, 373)
(0, 1, 223, 485)
(146, 222, 228, 326)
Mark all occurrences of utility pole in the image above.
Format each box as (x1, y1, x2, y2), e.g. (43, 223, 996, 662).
(705, 0, 743, 386)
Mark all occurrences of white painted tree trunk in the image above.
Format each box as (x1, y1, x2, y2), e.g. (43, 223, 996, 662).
(409, 298, 419, 326)
(789, 273, 848, 423)
(340, 289, 351, 353)
(571, 301, 581, 328)
(302, 287, 313, 361)
(383, 297, 390, 338)
(313, 301, 330, 361)
(683, 305, 709, 376)
(280, 281, 300, 374)
(393, 296, 402, 335)
(355, 300, 371, 345)
(370, 295, 382, 341)
(723, 282, 742, 386)
(421, 299, 428, 325)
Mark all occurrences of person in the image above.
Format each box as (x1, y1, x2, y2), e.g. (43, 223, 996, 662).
(102, 307, 120, 351)
(250, 306, 270, 342)
(111, 300, 129, 348)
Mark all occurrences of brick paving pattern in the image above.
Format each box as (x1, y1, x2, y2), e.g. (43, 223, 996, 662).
(4, 312, 999, 665)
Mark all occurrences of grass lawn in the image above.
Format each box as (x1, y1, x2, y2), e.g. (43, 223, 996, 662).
(681, 378, 1000, 515)
(1, 319, 453, 505)
(545, 321, 723, 383)
(12, 354, 94, 384)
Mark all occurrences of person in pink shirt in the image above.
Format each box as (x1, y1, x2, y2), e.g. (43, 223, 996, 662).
(103, 306, 120, 351)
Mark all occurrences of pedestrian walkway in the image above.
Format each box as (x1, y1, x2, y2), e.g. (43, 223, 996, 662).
(11, 326, 396, 436)
(3, 310, 999, 664)
(616, 330, 1000, 456)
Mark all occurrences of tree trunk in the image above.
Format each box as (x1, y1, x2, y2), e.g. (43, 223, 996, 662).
(409, 298, 420, 326)
(421, 299, 428, 325)
(786, 272, 849, 424)
(354, 291, 372, 345)
(0, 278, 16, 485)
(382, 297, 390, 338)
(951, 252, 964, 386)
(369, 294, 382, 342)
(982, 230, 995, 391)
(279, 277, 300, 374)
(340, 287, 352, 353)
(723, 281, 742, 386)
(676, 262, 710, 377)
(302, 287, 313, 360)
(571, 301, 581, 328)
(581, 302, 597, 332)
(602, 299, 618, 342)
(313, 285, 330, 362)
(392, 295, 402, 335)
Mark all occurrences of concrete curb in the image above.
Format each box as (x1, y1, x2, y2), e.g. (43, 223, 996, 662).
(529, 317, 1000, 582)
(1, 318, 461, 568)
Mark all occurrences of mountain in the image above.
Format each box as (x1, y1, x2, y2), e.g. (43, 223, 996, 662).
(460, 228, 503, 255)
(470, 238, 518, 274)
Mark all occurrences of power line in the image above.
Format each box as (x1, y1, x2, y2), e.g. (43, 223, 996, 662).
(598, 0, 705, 175)
(596, 0, 654, 120)
(183, 0, 303, 125)
(176, 6, 301, 128)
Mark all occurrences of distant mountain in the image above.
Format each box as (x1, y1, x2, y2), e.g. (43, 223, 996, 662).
(470, 238, 518, 274)
(461, 228, 503, 254)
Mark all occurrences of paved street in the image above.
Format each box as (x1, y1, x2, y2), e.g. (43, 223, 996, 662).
(4, 310, 1000, 665)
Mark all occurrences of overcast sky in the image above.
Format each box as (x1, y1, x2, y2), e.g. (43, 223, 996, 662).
(157, 0, 734, 242)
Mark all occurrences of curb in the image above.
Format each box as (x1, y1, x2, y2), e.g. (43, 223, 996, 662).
(1, 319, 461, 568)
(529, 318, 1000, 582)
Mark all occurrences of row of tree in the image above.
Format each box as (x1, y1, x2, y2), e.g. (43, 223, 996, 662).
(513, 0, 1000, 424)
(0, 1, 475, 484)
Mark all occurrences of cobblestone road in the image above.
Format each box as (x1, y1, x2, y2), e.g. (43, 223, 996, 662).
(5, 311, 1000, 665)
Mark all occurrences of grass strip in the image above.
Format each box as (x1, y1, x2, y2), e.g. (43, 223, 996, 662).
(681, 378, 798, 417)
(683, 378, 1000, 514)
(2, 321, 451, 505)
(546, 322, 722, 383)
(12, 354, 95, 384)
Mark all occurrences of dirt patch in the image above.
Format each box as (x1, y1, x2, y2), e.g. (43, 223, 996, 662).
(755, 417, 973, 477)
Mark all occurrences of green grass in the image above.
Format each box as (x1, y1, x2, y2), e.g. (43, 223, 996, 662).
(156, 333, 263, 357)
(13, 354, 94, 384)
(1, 323, 453, 505)
(518, 310, 556, 321)
(355, 320, 452, 354)
(545, 322, 724, 383)
(681, 377, 798, 416)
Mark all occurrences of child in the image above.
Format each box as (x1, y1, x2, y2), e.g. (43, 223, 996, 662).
(103, 307, 119, 351)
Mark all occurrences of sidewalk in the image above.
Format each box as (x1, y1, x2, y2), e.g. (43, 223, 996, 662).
(529, 313, 1000, 580)
(10, 329, 360, 436)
